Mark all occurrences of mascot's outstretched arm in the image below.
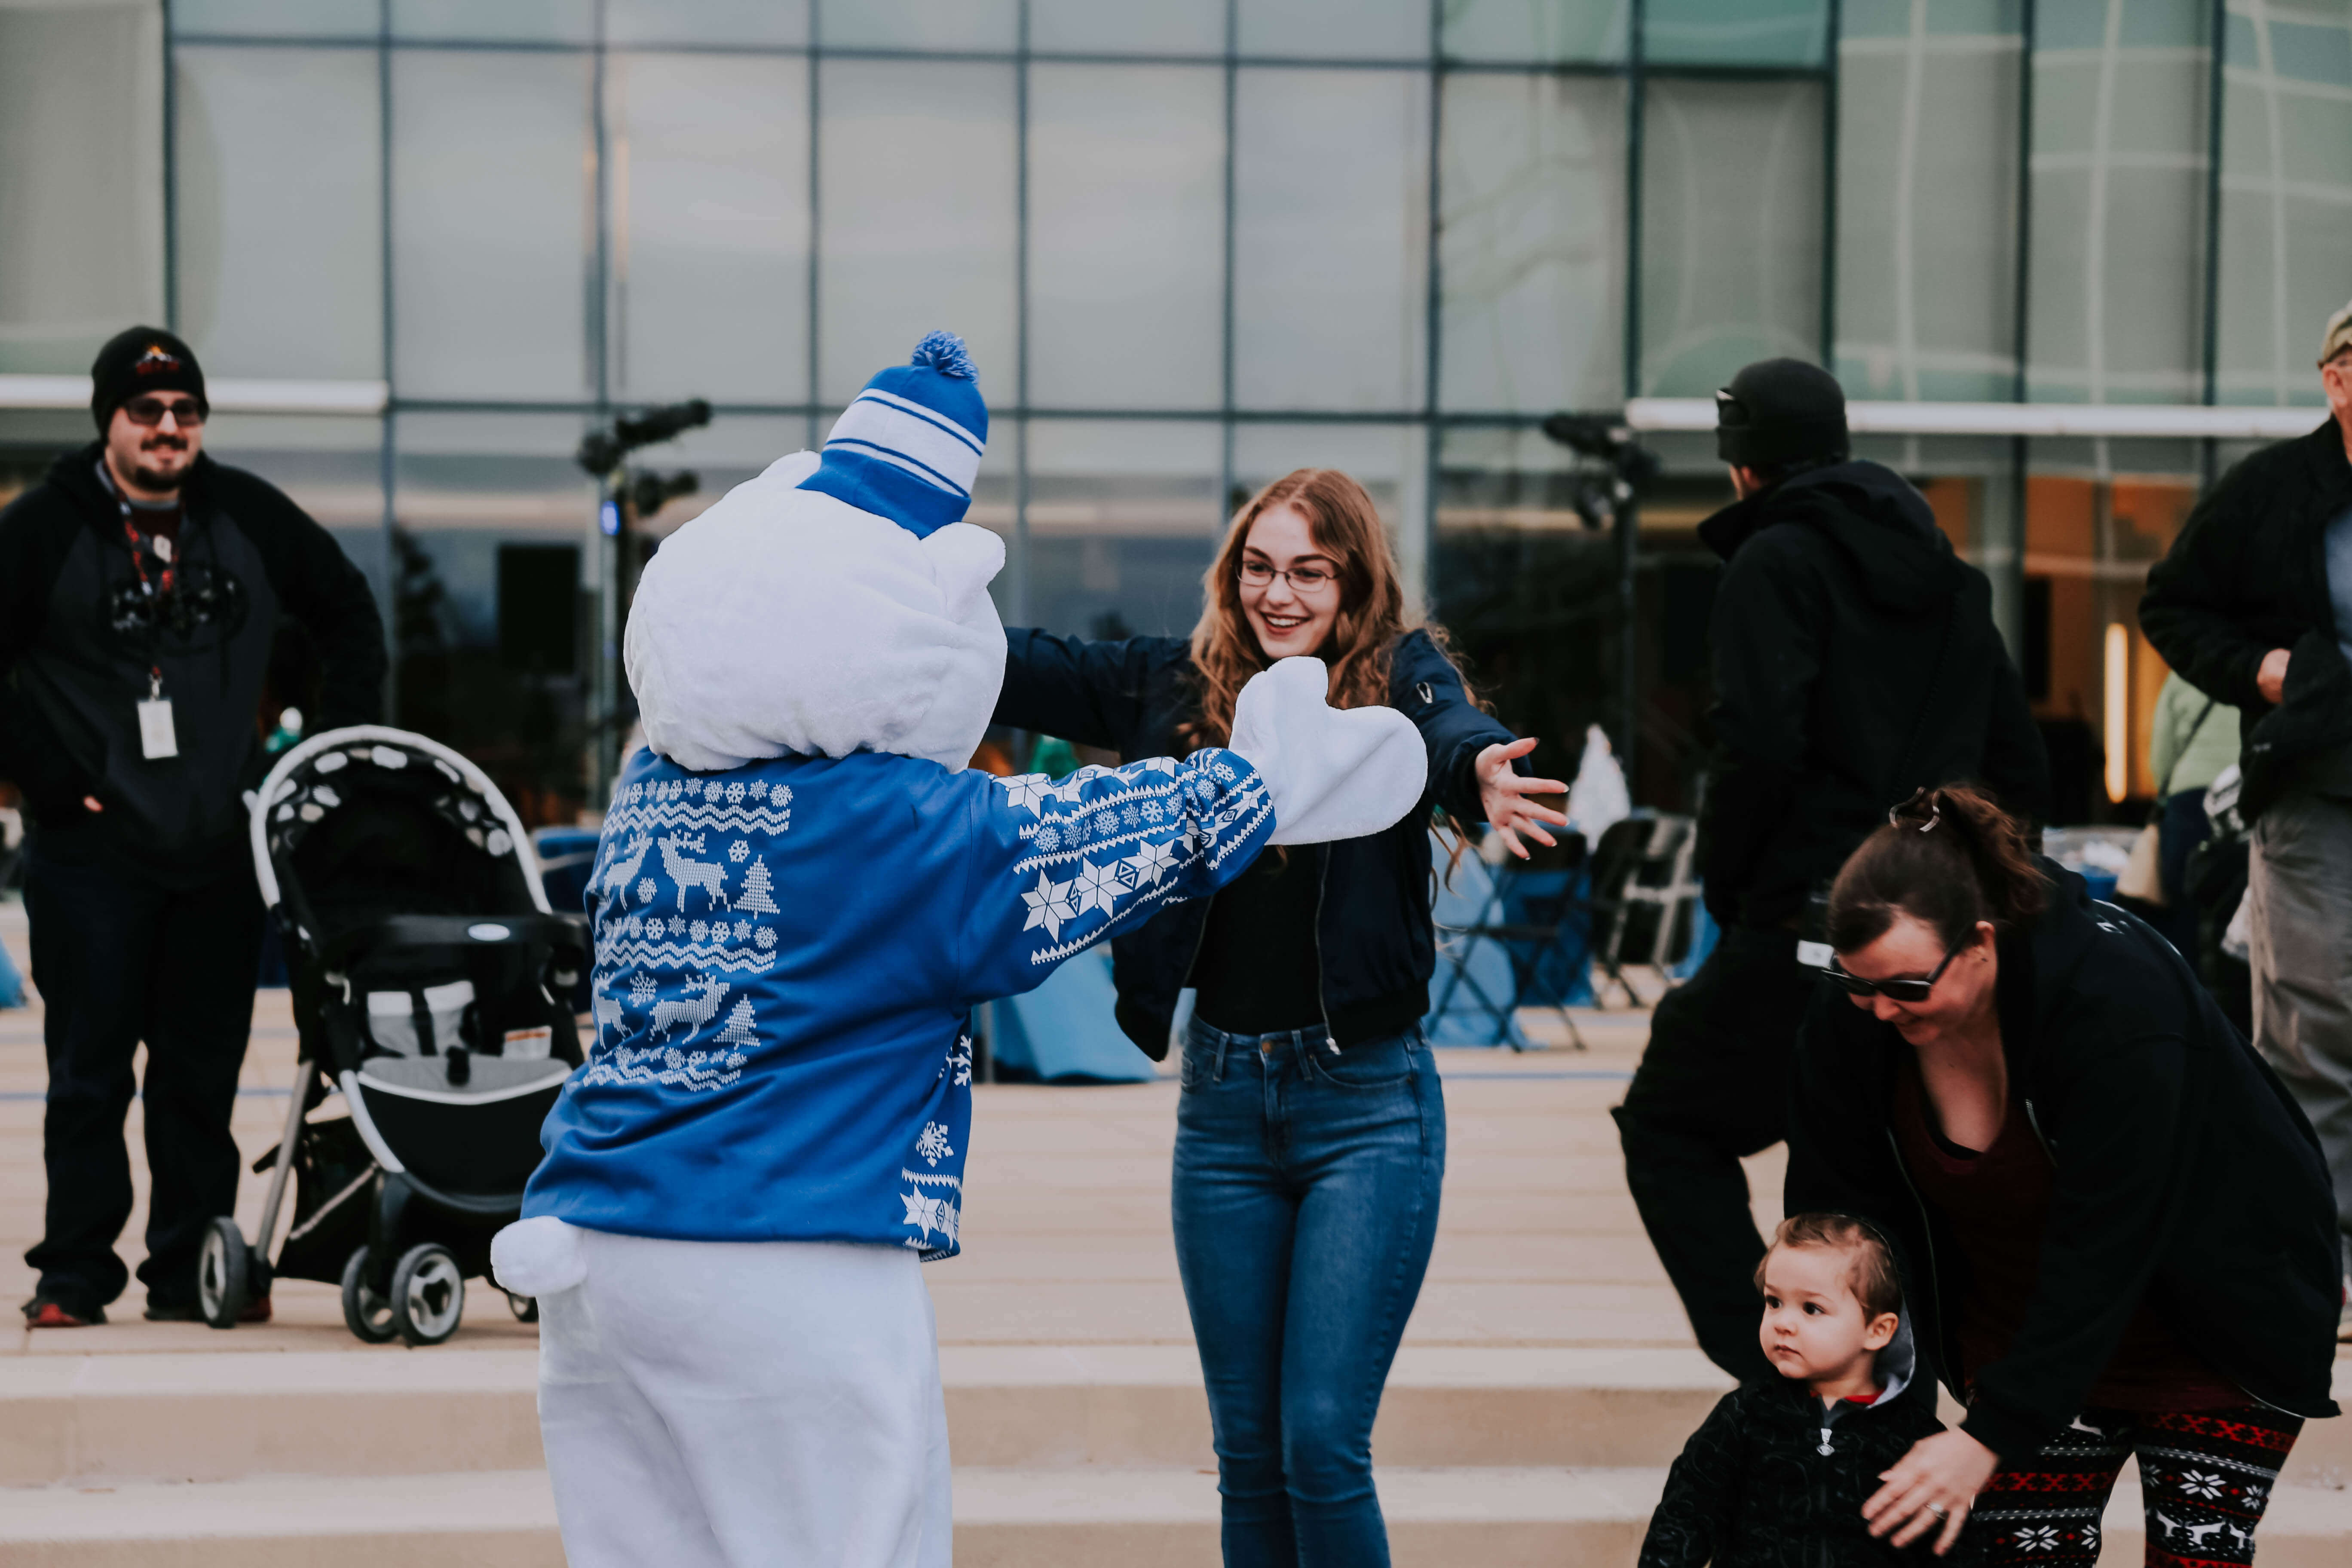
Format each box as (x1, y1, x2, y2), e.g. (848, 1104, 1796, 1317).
(950, 656, 1426, 1004)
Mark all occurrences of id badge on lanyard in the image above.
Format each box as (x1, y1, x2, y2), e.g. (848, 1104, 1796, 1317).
(138, 669, 178, 760)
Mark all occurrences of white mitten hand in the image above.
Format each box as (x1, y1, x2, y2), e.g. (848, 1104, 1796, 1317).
(1227, 657, 1428, 846)
(490, 1215, 586, 1298)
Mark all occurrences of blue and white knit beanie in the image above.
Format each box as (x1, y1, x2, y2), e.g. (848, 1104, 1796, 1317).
(796, 331, 986, 538)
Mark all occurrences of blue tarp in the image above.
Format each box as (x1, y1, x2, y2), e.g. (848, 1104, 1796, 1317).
(0, 934, 23, 1009)
(984, 944, 1158, 1083)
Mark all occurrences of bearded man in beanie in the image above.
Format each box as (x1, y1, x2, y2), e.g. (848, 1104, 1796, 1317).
(0, 327, 385, 1327)
(1613, 358, 2048, 1382)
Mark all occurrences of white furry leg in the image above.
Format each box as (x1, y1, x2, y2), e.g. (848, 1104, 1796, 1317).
(537, 1231, 947, 1568)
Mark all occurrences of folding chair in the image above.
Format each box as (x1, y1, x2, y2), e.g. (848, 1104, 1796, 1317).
(1586, 813, 1706, 1007)
(1424, 833, 1594, 1050)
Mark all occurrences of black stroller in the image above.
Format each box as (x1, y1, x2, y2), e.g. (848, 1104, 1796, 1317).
(196, 727, 588, 1344)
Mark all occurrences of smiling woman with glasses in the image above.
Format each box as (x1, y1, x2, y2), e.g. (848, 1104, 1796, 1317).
(1780, 784, 2342, 1565)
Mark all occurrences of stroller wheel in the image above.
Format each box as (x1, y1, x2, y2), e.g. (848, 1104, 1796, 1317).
(197, 1219, 249, 1330)
(341, 1246, 399, 1343)
(505, 1290, 539, 1324)
(391, 1243, 466, 1347)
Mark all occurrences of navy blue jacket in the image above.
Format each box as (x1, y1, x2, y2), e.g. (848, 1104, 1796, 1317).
(994, 628, 1516, 1055)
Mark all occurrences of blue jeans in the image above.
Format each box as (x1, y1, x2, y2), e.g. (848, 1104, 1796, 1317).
(1171, 1019, 1446, 1568)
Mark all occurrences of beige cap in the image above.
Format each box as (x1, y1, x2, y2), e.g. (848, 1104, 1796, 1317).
(2322, 299, 2352, 366)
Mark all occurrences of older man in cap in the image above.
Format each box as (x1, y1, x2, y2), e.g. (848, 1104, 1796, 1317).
(2142, 300, 2352, 1339)
(1612, 358, 2048, 1381)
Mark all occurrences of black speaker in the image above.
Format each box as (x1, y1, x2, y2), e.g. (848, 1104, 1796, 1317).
(496, 544, 579, 674)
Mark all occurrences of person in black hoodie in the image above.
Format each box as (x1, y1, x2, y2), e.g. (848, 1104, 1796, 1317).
(0, 327, 385, 1327)
(992, 467, 1563, 1567)
(1786, 785, 2340, 1566)
(1642, 1213, 1975, 1566)
(2138, 300, 2352, 1333)
(1616, 358, 2050, 1382)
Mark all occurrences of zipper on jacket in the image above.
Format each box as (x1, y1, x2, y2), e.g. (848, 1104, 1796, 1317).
(1312, 847, 1334, 1043)
(1885, 1127, 1958, 1389)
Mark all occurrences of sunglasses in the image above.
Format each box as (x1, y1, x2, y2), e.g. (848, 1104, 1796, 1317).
(1819, 940, 1966, 1003)
(122, 396, 207, 428)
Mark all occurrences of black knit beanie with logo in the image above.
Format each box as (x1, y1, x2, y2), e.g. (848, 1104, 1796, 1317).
(1714, 358, 1848, 469)
(90, 325, 208, 433)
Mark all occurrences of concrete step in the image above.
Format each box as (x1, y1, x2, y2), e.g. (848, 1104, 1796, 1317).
(3, 1464, 2348, 1568)
(9, 1342, 2346, 1491)
(0, 1344, 1736, 1485)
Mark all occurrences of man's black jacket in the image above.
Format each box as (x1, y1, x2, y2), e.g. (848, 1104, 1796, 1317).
(1785, 864, 2343, 1463)
(1641, 1371, 1971, 1567)
(992, 628, 1515, 1054)
(2139, 417, 2352, 821)
(1697, 461, 2049, 929)
(0, 443, 385, 885)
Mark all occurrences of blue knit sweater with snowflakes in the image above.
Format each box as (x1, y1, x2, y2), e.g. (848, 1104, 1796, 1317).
(522, 744, 1272, 1257)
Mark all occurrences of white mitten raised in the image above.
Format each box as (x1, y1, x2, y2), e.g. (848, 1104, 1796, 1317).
(1227, 657, 1428, 846)
(490, 1215, 587, 1298)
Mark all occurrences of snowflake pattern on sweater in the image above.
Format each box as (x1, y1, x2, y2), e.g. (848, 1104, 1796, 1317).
(528, 744, 1272, 1259)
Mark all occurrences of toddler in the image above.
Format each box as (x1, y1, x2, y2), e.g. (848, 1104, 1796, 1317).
(1641, 1213, 1979, 1565)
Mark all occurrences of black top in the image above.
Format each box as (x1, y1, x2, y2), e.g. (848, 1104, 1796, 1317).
(1191, 848, 1323, 1033)
(992, 627, 1519, 1056)
(1694, 459, 2049, 929)
(0, 444, 385, 885)
(1786, 862, 2343, 1462)
(1640, 1375, 1966, 1568)
(2139, 416, 2352, 821)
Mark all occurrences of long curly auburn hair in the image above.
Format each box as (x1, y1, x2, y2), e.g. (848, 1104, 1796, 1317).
(1176, 467, 1440, 755)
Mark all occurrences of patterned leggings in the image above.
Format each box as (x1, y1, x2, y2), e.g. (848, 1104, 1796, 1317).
(1974, 1406, 2302, 1566)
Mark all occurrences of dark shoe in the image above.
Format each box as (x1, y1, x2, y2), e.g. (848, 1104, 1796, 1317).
(23, 1294, 105, 1328)
(144, 1295, 272, 1324)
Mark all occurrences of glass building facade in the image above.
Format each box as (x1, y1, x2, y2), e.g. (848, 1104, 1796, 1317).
(1, 0, 2346, 821)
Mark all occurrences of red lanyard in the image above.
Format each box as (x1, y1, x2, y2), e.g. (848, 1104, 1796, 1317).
(121, 515, 176, 600)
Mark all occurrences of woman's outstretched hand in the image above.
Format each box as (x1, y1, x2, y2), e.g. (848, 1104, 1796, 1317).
(1474, 738, 1569, 860)
(1865, 1429, 1997, 1557)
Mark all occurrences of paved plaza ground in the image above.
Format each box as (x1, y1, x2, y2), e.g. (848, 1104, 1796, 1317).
(0, 897, 2343, 1563)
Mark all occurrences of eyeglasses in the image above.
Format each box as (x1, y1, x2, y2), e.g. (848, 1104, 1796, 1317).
(1239, 559, 1337, 594)
(1819, 940, 1967, 1003)
(121, 396, 207, 428)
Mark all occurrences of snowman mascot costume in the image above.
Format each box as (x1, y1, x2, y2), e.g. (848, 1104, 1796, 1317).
(490, 333, 1426, 1568)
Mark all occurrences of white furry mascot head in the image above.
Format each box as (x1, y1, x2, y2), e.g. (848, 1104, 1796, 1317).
(625, 331, 1007, 773)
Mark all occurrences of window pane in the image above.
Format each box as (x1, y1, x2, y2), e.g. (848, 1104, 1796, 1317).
(1440, 71, 1626, 413)
(392, 51, 591, 399)
(816, 0, 1017, 52)
(2025, 29, 2209, 402)
(1031, 0, 1224, 54)
(1645, 0, 1828, 66)
(201, 410, 388, 592)
(1028, 64, 1222, 410)
(0, 3, 164, 373)
(1025, 420, 1221, 638)
(608, 0, 809, 47)
(1239, 0, 1428, 60)
(176, 46, 381, 380)
(816, 60, 1017, 404)
(391, 0, 594, 43)
(611, 52, 810, 404)
(1441, 0, 1627, 64)
(1234, 69, 1429, 410)
(2214, 1, 2352, 406)
(1834, 16, 2021, 400)
(1233, 422, 1422, 530)
(175, 0, 377, 38)
(1638, 79, 1823, 395)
